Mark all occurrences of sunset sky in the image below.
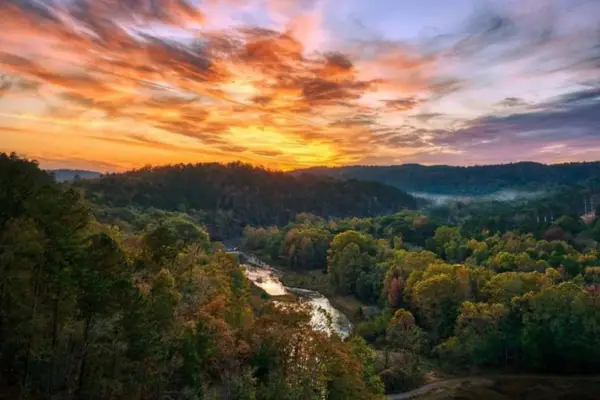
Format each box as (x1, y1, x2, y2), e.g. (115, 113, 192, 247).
(1, 0, 599, 171)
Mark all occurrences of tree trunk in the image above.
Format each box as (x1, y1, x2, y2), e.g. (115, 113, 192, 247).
(0, 262, 9, 345)
(385, 349, 389, 369)
(20, 269, 41, 399)
(109, 349, 119, 399)
(76, 315, 93, 399)
(63, 333, 75, 394)
(48, 294, 61, 395)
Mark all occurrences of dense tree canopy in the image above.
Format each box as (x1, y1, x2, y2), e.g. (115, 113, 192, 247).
(78, 162, 417, 240)
(5, 151, 600, 398)
(0, 154, 385, 400)
(242, 205, 600, 383)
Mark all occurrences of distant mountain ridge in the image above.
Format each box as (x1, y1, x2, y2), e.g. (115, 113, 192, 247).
(50, 169, 102, 182)
(293, 161, 600, 195)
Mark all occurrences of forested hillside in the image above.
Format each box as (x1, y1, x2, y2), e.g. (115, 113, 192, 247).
(78, 162, 417, 239)
(0, 153, 385, 399)
(296, 162, 600, 195)
(243, 209, 600, 393)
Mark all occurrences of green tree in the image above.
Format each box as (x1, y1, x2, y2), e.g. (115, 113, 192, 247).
(411, 273, 463, 341)
(75, 233, 131, 396)
(143, 225, 181, 265)
(483, 272, 547, 304)
(519, 283, 600, 373)
(445, 301, 507, 367)
(328, 231, 376, 296)
(433, 226, 464, 261)
(386, 309, 424, 366)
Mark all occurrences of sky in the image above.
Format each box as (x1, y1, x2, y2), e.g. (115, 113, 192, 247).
(0, 0, 599, 171)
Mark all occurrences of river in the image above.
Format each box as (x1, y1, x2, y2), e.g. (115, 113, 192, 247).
(230, 251, 353, 338)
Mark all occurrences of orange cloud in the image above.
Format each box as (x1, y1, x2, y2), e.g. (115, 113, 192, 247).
(382, 97, 420, 111)
(0, 0, 443, 171)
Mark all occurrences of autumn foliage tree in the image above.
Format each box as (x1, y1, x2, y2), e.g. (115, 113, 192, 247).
(0, 154, 385, 400)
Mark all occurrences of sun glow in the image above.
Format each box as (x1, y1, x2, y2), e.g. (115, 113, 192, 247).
(227, 126, 339, 170)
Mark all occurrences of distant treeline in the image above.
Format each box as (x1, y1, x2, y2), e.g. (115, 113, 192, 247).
(296, 162, 600, 195)
(77, 162, 417, 239)
(50, 169, 102, 182)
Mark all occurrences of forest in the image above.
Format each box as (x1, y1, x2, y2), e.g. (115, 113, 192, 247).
(296, 162, 600, 195)
(2, 152, 600, 399)
(0, 154, 384, 400)
(244, 192, 600, 392)
(77, 163, 417, 240)
(242, 203, 600, 392)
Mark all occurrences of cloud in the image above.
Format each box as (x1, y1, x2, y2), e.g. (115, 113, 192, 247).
(0, 76, 11, 99)
(87, 134, 191, 152)
(16, 152, 124, 172)
(412, 113, 444, 124)
(348, 38, 439, 94)
(382, 97, 419, 111)
(1, 0, 600, 169)
(497, 97, 528, 108)
(252, 149, 284, 157)
(434, 1, 600, 79)
(430, 87, 600, 151)
(0, 125, 30, 134)
(0, 0, 464, 169)
(375, 129, 430, 148)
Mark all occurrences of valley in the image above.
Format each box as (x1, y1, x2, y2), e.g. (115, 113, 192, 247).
(3, 0, 600, 398)
(3, 155, 600, 399)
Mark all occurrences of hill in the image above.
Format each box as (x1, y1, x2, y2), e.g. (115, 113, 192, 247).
(295, 162, 600, 195)
(78, 162, 417, 238)
(50, 169, 102, 182)
(0, 153, 386, 400)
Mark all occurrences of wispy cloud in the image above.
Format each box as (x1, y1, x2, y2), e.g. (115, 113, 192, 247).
(0, 0, 599, 169)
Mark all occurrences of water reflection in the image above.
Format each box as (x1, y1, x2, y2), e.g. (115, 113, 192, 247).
(243, 264, 353, 339)
(287, 287, 353, 339)
(245, 265, 287, 296)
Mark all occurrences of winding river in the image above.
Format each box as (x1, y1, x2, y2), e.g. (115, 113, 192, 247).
(230, 251, 353, 338)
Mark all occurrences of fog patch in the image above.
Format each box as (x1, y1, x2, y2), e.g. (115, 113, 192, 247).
(413, 189, 545, 206)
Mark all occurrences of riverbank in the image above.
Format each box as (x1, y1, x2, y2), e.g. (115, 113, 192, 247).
(238, 251, 600, 400)
(236, 248, 368, 325)
(274, 267, 366, 325)
(236, 253, 354, 337)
